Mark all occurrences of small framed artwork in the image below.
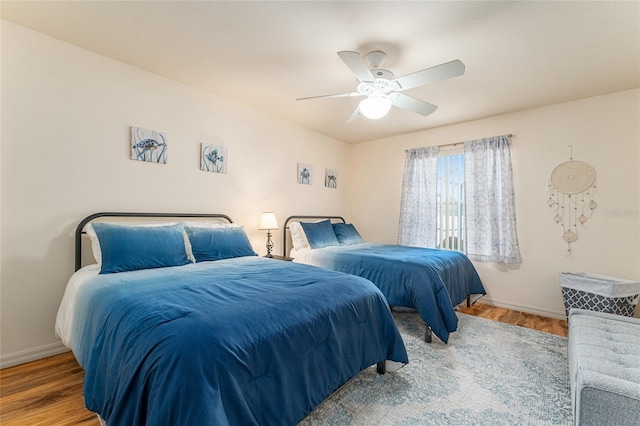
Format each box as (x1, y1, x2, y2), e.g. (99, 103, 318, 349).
(201, 144, 227, 173)
(297, 163, 312, 185)
(130, 126, 167, 164)
(325, 169, 338, 188)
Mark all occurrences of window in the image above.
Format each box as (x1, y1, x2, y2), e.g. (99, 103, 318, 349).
(398, 135, 522, 263)
(436, 152, 465, 252)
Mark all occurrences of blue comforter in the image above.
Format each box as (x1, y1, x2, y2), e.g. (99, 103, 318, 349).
(72, 257, 408, 426)
(296, 244, 486, 343)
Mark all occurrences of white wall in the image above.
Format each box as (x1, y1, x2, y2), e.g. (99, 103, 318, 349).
(2, 20, 639, 368)
(351, 89, 640, 319)
(0, 21, 352, 366)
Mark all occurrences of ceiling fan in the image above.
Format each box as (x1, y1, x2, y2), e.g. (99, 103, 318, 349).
(297, 50, 465, 122)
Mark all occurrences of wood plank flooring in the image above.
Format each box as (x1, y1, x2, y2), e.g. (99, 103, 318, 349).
(457, 303, 568, 337)
(0, 351, 99, 426)
(0, 304, 567, 425)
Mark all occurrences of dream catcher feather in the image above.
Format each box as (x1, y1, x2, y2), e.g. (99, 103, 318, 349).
(547, 147, 597, 255)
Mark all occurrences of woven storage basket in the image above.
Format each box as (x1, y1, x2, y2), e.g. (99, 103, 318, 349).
(560, 272, 640, 318)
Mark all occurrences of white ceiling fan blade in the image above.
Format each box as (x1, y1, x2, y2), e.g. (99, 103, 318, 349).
(393, 60, 465, 91)
(296, 92, 362, 101)
(347, 107, 362, 123)
(391, 93, 438, 116)
(337, 51, 375, 83)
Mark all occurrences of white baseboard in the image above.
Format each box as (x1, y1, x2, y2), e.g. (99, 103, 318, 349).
(476, 297, 567, 320)
(0, 341, 70, 369)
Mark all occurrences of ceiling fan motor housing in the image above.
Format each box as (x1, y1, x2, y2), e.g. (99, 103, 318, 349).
(357, 70, 398, 97)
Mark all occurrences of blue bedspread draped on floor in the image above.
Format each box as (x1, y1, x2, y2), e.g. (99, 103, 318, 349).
(297, 244, 486, 343)
(72, 257, 408, 426)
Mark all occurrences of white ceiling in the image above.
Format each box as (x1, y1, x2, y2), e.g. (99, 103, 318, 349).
(2, 1, 639, 144)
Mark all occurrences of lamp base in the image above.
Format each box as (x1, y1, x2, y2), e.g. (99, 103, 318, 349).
(265, 230, 274, 258)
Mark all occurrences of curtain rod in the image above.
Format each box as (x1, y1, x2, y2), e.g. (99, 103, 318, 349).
(406, 133, 513, 152)
(439, 134, 513, 149)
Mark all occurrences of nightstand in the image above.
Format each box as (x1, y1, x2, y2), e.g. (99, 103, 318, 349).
(265, 255, 294, 261)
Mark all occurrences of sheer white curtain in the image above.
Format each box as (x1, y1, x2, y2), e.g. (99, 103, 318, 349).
(397, 146, 439, 247)
(464, 135, 522, 263)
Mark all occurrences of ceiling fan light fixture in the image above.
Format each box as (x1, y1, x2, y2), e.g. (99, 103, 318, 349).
(359, 96, 391, 119)
(297, 51, 465, 123)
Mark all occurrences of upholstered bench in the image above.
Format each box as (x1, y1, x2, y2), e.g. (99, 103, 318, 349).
(568, 308, 640, 426)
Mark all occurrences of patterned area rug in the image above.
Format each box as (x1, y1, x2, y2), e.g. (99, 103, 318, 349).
(300, 311, 571, 425)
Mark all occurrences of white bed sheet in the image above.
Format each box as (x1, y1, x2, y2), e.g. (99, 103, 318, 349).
(291, 244, 372, 263)
(289, 246, 312, 263)
(55, 264, 100, 349)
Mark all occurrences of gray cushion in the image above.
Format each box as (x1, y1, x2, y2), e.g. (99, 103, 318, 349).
(568, 309, 640, 426)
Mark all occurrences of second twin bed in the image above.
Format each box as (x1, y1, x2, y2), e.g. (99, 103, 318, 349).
(284, 215, 486, 344)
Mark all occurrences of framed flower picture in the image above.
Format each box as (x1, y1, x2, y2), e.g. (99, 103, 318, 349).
(297, 163, 312, 185)
(201, 144, 227, 173)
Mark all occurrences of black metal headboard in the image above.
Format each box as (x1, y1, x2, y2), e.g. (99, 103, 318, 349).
(282, 215, 346, 256)
(75, 212, 233, 271)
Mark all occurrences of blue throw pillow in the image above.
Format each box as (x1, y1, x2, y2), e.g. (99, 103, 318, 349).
(184, 226, 257, 262)
(332, 223, 364, 245)
(300, 220, 340, 249)
(92, 223, 192, 274)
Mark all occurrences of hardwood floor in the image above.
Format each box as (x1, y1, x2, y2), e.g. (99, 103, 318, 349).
(457, 303, 568, 337)
(0, 351, 99, 426)
(0, 304, 567, 425)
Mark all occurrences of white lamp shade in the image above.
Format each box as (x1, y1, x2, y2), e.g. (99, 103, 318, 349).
(359, 96, 392, 119)
(259, 212, 279, 230)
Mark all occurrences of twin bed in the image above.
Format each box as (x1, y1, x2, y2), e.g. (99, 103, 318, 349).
(283, 216, 486, 344)
(56, 212, 408, 426)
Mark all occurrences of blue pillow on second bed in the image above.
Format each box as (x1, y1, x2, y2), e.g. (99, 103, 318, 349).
(92, 223, 192, 274)
(185, 226, 257, 262)
(332, 223, 365, 245)
(300, 220, 340, 249)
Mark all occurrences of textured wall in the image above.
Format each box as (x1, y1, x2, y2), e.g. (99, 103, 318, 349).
(350, 89, 640, 319)
(0, 21, 352, 366)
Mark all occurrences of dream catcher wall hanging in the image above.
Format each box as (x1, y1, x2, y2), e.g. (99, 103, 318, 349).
(547, 147, 597, 255)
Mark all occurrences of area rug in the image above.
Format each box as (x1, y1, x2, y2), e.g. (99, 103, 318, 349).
(300, 311, 571, 425)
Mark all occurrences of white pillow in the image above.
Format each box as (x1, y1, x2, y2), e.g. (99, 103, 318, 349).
(289, 221, 310, 249)
(84, 223, 102, 264)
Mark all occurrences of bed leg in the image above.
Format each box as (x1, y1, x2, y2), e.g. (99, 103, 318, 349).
(376, 361, 386, 374)
(467, 295, 471, 308)
(424, 325, 433, 343)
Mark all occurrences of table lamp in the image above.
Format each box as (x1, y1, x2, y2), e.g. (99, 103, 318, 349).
(259, 212, 279, 257)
